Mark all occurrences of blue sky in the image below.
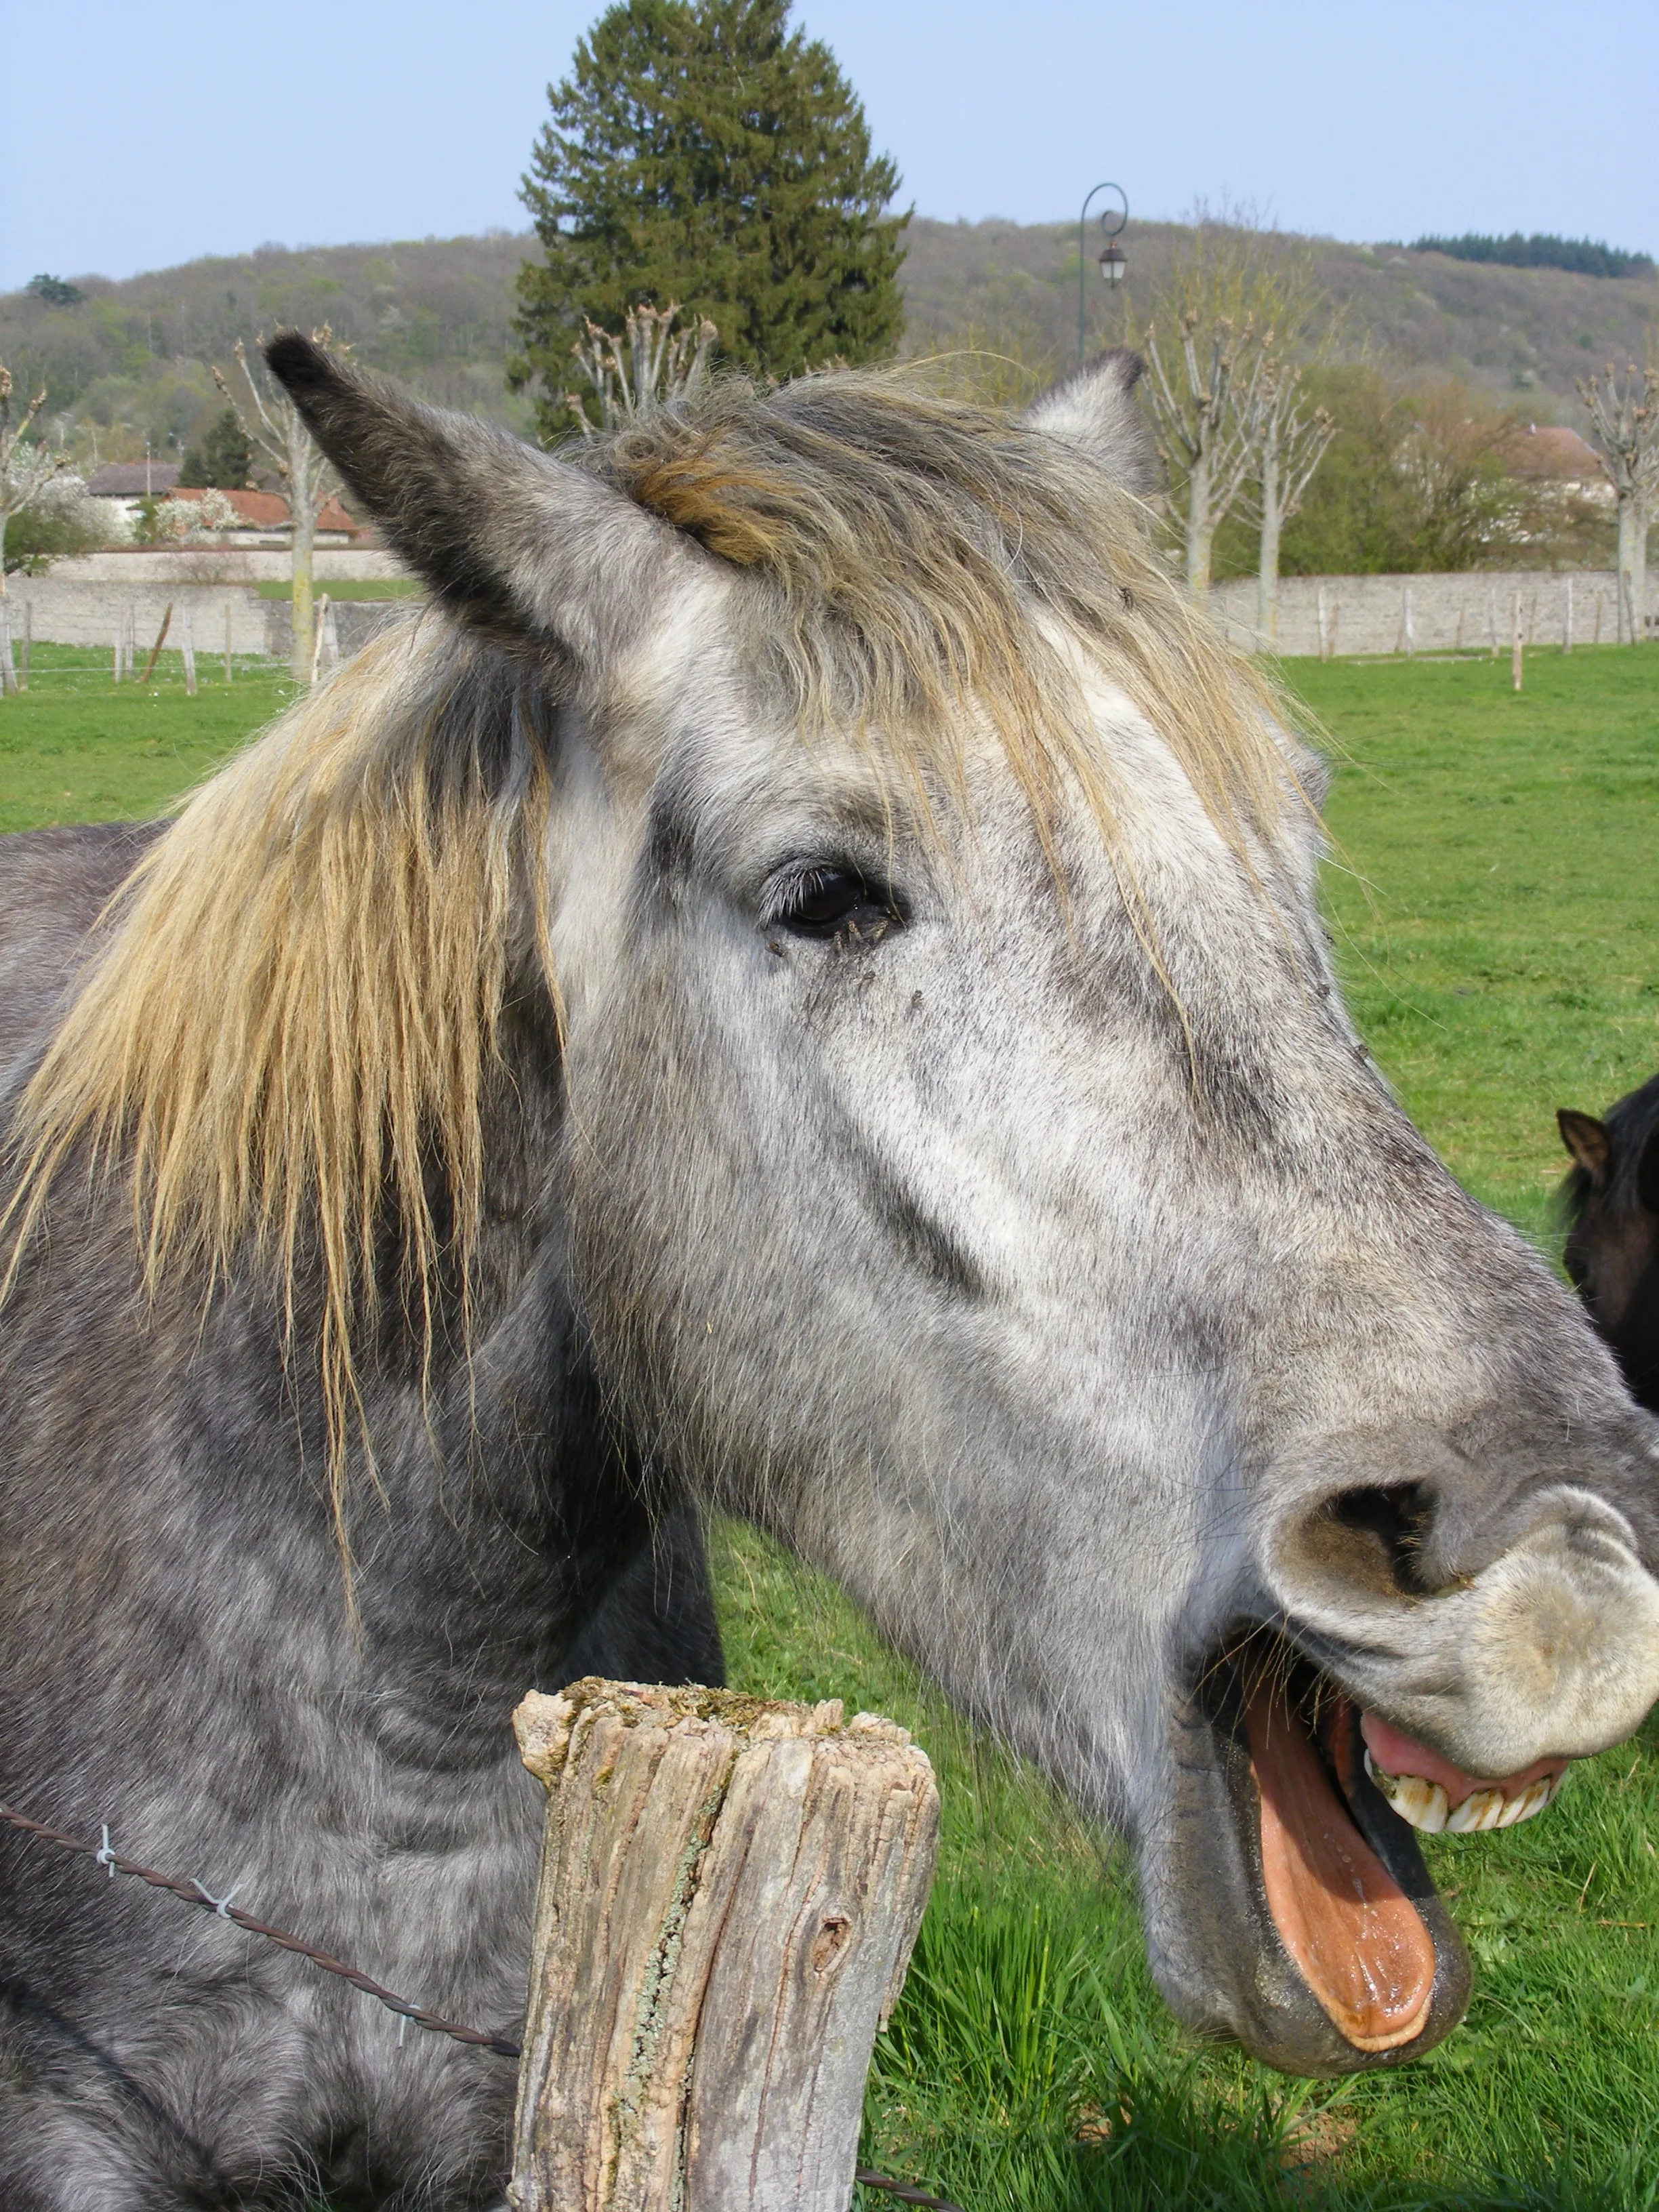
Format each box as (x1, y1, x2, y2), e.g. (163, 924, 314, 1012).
(5, 0, 1656, 292)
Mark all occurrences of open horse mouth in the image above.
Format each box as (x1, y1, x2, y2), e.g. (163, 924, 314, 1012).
(1176, 1633, 1575, 2070)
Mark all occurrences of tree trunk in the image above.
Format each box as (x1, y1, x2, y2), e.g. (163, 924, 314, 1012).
(1616, 494, 1638, 644)
(1256, 447, 1282, 651)
(509, 1679, 939, 2212)
(288, 413, 317, 682)
(1635, 509, 1651, 643)
(290, 504, 316, 681)
(1185, 441, 1215, 599)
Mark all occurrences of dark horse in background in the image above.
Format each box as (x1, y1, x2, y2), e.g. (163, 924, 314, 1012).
(3, 335, 1659, 2209)
(1559, 1077, 1659, 1410)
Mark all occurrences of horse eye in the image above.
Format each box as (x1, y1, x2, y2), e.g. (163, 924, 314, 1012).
(771, 866, 901, 941)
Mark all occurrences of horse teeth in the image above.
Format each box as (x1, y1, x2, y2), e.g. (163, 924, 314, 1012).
(1495, 1778, 1545, 1828)
(1495, 1771, 1566, 1828)
(1445, 1786, 1506, 1832)
(1364, 1751, 1568, 1835)
(1364, 1750, 1448, 1832)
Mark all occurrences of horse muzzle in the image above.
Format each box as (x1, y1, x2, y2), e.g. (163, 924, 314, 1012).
(1139, 1477, 1659, 2076)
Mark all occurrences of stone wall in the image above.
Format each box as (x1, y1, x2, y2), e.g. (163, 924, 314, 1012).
(43, 548, 407, 586)
(6, 576, 416, 661)
(262, 596, 412, 660)
(12, 559, 1654, 669)
(1208, 569, 1654, 658)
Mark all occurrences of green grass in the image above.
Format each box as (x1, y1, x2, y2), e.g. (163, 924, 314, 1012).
(1303, 649, 1659, 1241)
(0, 644, 291, 834)
(255, 577, 422, 600)
(3, 642, 1657, 2208)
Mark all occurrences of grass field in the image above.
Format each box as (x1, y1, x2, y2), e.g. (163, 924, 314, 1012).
(2, 642, 1656, 2209)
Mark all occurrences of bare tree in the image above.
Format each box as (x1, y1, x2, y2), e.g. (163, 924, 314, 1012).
(1143, 220, 1340, 607)
(215, 328, 345, 680)
(1577, 361, 1657, 644)
(1143, 311, 1269, 598)
(564, 303, 717, 436)
(0, 363, 71, 599)
(1252, 358, 1334, 647)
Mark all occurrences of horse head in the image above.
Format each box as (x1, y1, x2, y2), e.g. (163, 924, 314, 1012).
(236, 334, 1659, 2078)
(1559, 1078, 1659, 1411)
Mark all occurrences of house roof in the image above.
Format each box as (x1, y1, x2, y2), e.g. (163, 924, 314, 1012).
(86, 462, 181, 497)
(167, 486, 363, 533)
(1509, 426, 1605, 483)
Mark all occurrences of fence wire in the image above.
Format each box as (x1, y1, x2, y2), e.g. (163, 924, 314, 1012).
(0, 1796, 962, 2210)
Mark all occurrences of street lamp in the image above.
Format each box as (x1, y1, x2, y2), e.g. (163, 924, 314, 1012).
(1078, 182, 1129, 366)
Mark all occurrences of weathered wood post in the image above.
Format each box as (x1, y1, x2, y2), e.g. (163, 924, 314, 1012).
(509, 1679, 939, 2212)
(1512, 592, 1524, 692)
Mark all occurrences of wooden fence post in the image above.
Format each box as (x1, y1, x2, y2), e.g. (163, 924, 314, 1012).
(508, 1679, 939, 2212)
(139, 603, 173, 687)
(1512, 592, 1524, 692)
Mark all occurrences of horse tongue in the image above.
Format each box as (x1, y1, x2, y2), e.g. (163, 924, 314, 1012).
(1244, 1681, 1437, 2053)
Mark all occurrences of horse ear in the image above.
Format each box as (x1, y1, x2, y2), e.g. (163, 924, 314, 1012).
(1557, 1109, 1612, 1182)
(1023, 346, 1158, 497)
(263, 331, 675, 669)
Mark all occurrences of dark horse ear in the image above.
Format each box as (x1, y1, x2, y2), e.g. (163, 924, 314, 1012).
(1023, 346, 1158, 498)
(263, 331, 678, 669)
(1557, 1109, 1612, 1183)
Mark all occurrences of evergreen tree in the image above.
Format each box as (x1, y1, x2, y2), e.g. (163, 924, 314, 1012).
(178, 407, 253, 489)
(511, 0, 907, 441)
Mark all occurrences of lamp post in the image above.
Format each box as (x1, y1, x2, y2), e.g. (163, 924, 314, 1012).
(1078, 182, 1129, 366)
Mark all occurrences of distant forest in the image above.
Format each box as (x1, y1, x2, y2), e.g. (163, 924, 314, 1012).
(3, 216, 1652, 576)
(1409, 233, 1655, 281)
(7, 217, 1656, 476)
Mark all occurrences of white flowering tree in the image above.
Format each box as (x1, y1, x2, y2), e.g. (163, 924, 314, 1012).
(147, 488, 243, 544)
(0, 361, 71, 598)
(215, 328, 345, 680)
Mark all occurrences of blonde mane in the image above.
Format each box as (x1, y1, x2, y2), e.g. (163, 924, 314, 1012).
(4, 628, 554, 1570)
(4, 372, 1296, 1570)
(587, 371, 1293, 858)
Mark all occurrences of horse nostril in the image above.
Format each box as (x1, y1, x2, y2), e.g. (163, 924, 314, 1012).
(1289, 1482, 1444, 1600)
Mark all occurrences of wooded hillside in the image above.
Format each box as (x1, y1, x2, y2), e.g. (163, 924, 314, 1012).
(4, 219, 1654, 463)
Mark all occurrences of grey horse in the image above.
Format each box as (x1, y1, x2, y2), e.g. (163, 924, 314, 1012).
(1, 335, 1656, 2208)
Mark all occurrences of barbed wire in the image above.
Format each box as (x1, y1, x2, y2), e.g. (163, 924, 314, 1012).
(0, 1797, 964, 2209)
(855, 2169, 964, 2210)
(0, 1799, 520, 2055)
